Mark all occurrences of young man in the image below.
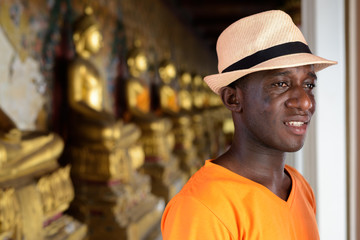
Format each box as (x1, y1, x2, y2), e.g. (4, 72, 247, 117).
(161, 10, 337, 239)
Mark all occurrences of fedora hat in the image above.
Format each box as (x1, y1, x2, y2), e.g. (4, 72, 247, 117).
(204, 10, 337, 94)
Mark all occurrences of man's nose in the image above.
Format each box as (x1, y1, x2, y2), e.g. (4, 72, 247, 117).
(285, 87, 313, 111)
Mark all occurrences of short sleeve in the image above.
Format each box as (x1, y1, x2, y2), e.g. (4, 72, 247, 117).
(161, 195, 232, 240)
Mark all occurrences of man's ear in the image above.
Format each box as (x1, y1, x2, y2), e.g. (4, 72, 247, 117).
(219, 86, 243, 113)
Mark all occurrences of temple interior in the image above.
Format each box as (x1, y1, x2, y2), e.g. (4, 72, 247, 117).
(4, 0, 350, 240)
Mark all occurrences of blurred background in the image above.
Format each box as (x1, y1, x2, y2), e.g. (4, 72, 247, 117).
(0, 0, 356, 239)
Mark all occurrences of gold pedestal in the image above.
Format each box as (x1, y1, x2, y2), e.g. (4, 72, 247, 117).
(137, 118, 187, 203)
(0, 133, 87, 240)
(66, 126, 164, 240)
(192, 113, 209, 163)
(172, 115, 202, 177)
(69, 173, 164, 240)
(44, 215, 87, 240)
(0, 167, 87, 240)
(142, 158, 187, 203)
(173, 149, 200, 176)
(67, 142, 132, 182)
(204, 107, 231, 157)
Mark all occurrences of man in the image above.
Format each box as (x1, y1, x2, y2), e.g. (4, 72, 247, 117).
(161, 10, 336, 239)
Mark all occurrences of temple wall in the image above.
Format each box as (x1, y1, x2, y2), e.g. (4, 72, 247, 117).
(0, 1, 222, 239)
(0, 0, 217, 131)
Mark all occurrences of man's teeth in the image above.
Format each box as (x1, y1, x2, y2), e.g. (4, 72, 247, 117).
(286, 121, 305, 127)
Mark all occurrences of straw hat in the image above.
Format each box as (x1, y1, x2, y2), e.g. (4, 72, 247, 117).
(204, 10, 337, 94)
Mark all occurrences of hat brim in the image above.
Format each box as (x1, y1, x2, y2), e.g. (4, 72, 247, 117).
(204, 53, 337, 94)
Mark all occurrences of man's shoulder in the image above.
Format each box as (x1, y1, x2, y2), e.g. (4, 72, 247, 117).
(285, 164, 310, 185)
(174, 162, 256, 208)
(285, 164, 316, 202)
(177, 163, 229, 199)
(163, 163, 253, 235)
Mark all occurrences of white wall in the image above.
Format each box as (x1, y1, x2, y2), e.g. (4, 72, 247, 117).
(301, 0, 347, 239)
(348, 0, 360, 239)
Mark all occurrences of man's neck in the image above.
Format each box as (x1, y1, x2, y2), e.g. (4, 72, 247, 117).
(213, 141, 292, 201)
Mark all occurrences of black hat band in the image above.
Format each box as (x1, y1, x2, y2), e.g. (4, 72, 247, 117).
(221, 41, 312, 73)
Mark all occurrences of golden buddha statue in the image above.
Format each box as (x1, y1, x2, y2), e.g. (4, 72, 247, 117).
(64, 6, 137, 183)
(0, 107, 63, 184)
(123, 51, 187, 202)
(125, 42, 151, 119)
(206, 81, 223, 108)
(192, 74, 206, 110)
(66, 6, 145, 181)
(205, 81, 232, 155)
(193, 76, 230, 158)
(66, 5, 149, 181)
(158, 60, 179, 115)
(0, 107, 86, 239)
(67, 7, 122, 143)
(0, 188, 21, 240)
(65, 7, 164, 239)
(178, 71, 193, 113)
(124, 47, 172, 161)
(188, 73, 214, 161)
(168, 71, 202, 176)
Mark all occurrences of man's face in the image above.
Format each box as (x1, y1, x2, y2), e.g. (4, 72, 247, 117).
(239, 65, 317, 152)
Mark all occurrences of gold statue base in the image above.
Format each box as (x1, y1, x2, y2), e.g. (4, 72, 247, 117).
(141, 156, 187, 203)
(0, 166, 87, 240)
(65, 119, 164, 239)
(44, 215, 87, 240)
(174, 148, 201, 177)
(135, 118, 188, 202)
(66, 142, 132, 182)
(69, 175, 164, 240)
(172, 115, 202, 177)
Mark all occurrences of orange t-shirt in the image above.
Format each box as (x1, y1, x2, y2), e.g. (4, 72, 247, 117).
(161, 160, 319, 240)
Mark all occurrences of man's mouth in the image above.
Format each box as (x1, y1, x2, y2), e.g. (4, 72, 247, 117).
(285, 121, 306, 127)
(284, 120, 309, 135)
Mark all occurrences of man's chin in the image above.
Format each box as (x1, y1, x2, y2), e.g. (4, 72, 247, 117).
(284, 143, 305, 153)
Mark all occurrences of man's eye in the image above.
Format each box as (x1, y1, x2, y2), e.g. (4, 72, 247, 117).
(273, 82, 288, 87)
(305, 83, 316, 89)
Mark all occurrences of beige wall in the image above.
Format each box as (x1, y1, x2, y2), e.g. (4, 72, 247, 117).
(347, 0, 360, 238)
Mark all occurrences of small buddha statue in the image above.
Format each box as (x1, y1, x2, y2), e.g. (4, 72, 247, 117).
(158, 60, 179, 115)
(64, 6, 151, 184)
(171, 71, 203, 175)
(206, 82, 223, 108)
(192, 74, 206, 110)
(66, 10, 164, 239)
(125, 43, 151, 119)
(0, 107, 63, 183)
(67, 6, 121, 142)
(178, 71, 193, 113)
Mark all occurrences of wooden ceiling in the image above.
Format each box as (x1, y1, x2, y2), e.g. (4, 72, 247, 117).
(163, 0, 299, 51)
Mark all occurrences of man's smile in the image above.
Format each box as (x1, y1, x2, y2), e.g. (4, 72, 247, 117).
(285, 121, 306, 127)
(284, 119, 310, 135)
